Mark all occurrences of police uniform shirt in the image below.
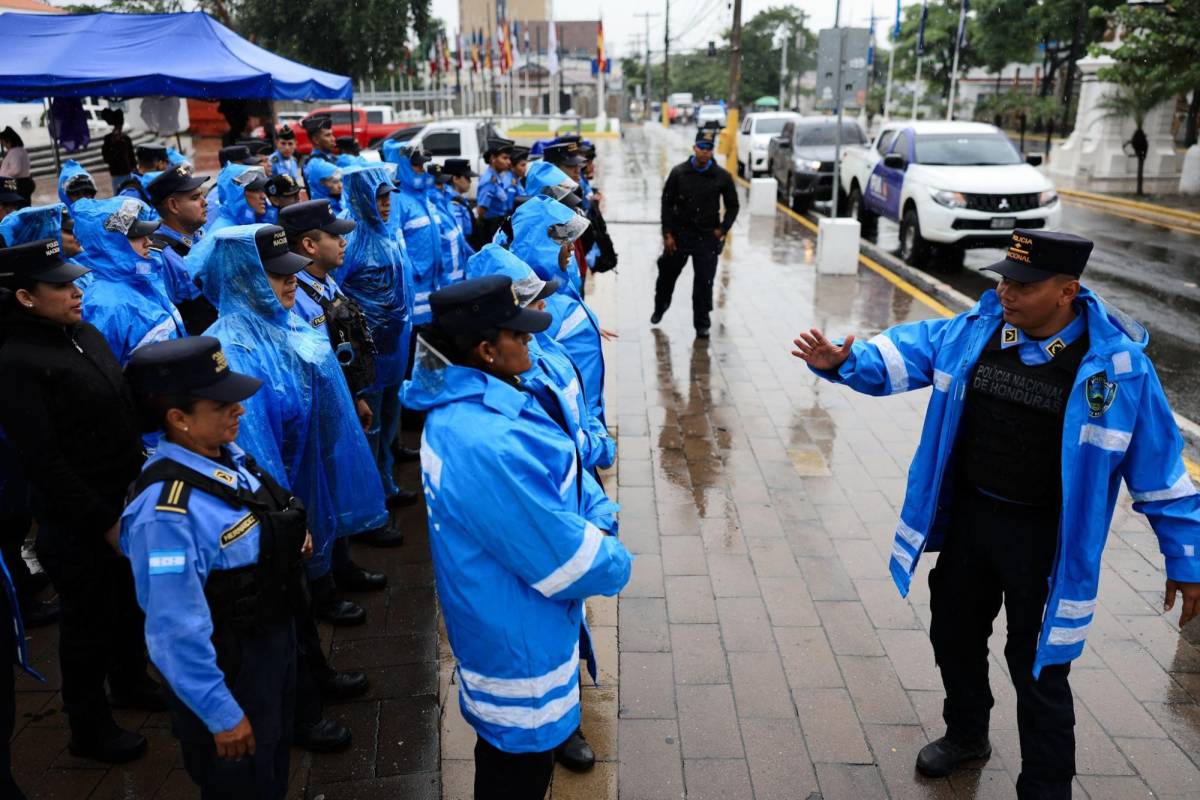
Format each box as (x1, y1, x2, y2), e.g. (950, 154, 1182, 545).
(476, 167, 515, 219)
(269, 152, 300, 182)
(451, 191, 475, 238)
(292, 269, 340, 333)
(120, 440, 265, 734)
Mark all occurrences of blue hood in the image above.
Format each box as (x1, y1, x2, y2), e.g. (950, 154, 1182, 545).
(465, 244, 549, 303)
(0, 203, 65, 248)
(342, 165, 393, 231)
(166, 147, 190, 167)
(306, 159, 342, 204)
(523, 161, 570, 197)
(72, 197, 156, 281)
(388, 149, 434, 193)
(57, 160, 95, 207)
(203, 224, 292, 325)
(211, 163, 260, 228)
(510, 196, 582, 292)
(336, 153, 369, 168)
(401, 335, 504, 413)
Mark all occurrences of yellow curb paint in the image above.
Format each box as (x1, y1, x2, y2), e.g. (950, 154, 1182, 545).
(1058, 188, 1200, 225)
(1061, 197, 1200, 237)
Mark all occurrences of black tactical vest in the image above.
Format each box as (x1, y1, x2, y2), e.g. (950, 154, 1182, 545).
(297, 279, 378, 397)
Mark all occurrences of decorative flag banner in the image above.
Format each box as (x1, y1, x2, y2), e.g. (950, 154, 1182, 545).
(548, 19, 559, 75)
(916, 0, 928, 56)
(956, 0, 970, 49)
(597, 19, 607, 73)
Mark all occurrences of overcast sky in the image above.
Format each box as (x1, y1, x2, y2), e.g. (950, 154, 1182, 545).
(431, 0, 924, 61)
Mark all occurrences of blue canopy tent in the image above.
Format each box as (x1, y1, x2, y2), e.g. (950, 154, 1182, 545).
(0, 12, 352, 101)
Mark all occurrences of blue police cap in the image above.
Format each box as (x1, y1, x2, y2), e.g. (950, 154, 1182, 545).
(254, 224, 310, 275)
(431, 275, 553, 336)
(982, 229, 1093, 283)
(695, 128, 718, 148)
(147, 163, 209, 206)
(0, 238, 89, 286)
(127, 336, 262, 403)
(278, 200, 356, 237)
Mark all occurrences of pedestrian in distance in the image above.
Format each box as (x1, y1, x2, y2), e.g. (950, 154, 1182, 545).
(122, 336, 310, 799)
(269, 125, 300, 183)
(100, 108, 137, 196)
(400, 275, 632, 799)
(791, 229, 1200, 800)
(0, 238, 163, 764)
(652, 127, 739, 338)
(0, 128, 34, 209)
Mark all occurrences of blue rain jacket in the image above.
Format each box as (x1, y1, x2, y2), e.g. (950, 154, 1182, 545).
(198, 226, 387, 568)
(74, 197, 184, 365)
(429, 184, 474, 287)
(336, 153, 370, 168)
(119, 171, 159, 203)
(166, 147, 190, 167)
(400, 338, 630, 753)
(450, 192, 474, 241)
(269, 151, 299, 181)
(510, 196, 583, 295)
(0, 203, 65, 249)
(56, 160, 94, 207)
(813, 288, 1200, 677)
(384, 153, 442, 326)
(466, 245, 614, 471)
(304, 159, 347, 217)
(148, 225, 204, 307)
(121, 440, 274, 734)
(205, 164, 262, 235)
(523, 161, 569, 198)
(476, 165, 516, 219)
(340, 166, 412, 390)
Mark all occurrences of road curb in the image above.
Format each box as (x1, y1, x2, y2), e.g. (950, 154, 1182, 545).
(1058, 188, 1200, 226)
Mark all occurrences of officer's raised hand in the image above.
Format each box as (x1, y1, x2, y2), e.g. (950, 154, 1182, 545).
(1164, 579, 1200, 628)
(791, 328, 857, 371)
(214, 715, 255, 760)
(663, 232, 677, 255)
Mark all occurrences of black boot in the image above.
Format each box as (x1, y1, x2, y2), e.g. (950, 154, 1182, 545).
(295, 718, 352, 754)
(333, 563, 387, 593)
(68, 724, 148, 763)
(20, 598, 59, 628)
(390, 442, 421, 463)
(916, 736, 992, 778)
(318, 670, 369, 701)
(109, 675, 168, 712)
(650, 310, 664, 325)
(386, 488, 421, 509)
(356, 525, 405, 548)
(554, 727, 595, 772)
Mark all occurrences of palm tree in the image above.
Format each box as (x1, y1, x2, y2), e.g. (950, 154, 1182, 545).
(1095, 64, 1178, 195)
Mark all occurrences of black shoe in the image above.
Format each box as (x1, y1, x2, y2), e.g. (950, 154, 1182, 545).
(391, 444, 421, 463)
(23, 571, 51, 596)
(334, 564, 387, 593)
(295, 718, 352, 754)
(386, 488, 421, 509)
(20, 598, 59, 628)
(915, 736, 992, 778)
(318, 670, 370, 701)
(695, 327, 710, 339)
(110, 677, 168, 713)
(69, 726, 148, 763)
(356, 525, 405, 548)
(554, 728, 595, 772)
(313, 597, 366, 627)
(650, 310, 664, 325)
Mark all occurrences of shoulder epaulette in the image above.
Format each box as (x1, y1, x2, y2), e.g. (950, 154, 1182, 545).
(154, 479, 191, 515)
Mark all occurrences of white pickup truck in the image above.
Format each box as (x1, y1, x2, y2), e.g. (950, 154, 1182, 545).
(368, 118, 500, 174)
(840, 120, 1061, 271)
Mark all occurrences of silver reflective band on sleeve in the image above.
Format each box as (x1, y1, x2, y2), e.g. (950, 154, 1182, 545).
(420, 439, 444, 490)
(415, 291, 432, 302)
(1047, 623, 1091, 646)
(1130, 471, 1197, 503)
(896, 520, 923, 549)
(1055, 598, 1096, 620)
(532, 522, 603, 597)
(133, 316, 180, 352)
(933, 370, 952, 393)
(558, 458, 578, 498)
(890, 541, 913, 572)
(414, 304, 432, 316)
(459, 679, 579, 730)
(405, 215, 432, 231)
(557, 307, 589, 339)
(1078, 424, 1132, 453)
(458, 643, 580, 699)
(563, 379, 582, 424)
(869, 334, 909, 393)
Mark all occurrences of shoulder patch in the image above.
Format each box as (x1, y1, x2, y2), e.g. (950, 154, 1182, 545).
(212, 469, 237, 486)
(220, 512, 259, 547)
(148, 549, 187, 575)
(311, 313, 327, 327)
(155, 480, 191, 515)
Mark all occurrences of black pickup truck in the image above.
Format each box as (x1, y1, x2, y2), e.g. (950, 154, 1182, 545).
(768, 117, 867, 212)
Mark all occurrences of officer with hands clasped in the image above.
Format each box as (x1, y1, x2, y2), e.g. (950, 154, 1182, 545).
(122, 336, 312, 799)
(792, 229, 1200, 800)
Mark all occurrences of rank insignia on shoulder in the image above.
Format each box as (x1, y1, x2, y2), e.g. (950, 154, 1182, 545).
(1085, 372, 1118, 418)
(1045, 337, 1066, 357)
(1002, 327, 1019, 345)
(212, 469, 237, 486)
(312, 314, 326, 327)
(220, 513, 259, 547)
(155, 479, 191, 514)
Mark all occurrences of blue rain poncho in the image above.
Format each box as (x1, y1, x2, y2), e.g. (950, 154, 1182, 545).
(204, 163, 264, 235)
(74, 197, 184, 365)
(466, 245, 614, 470)
(383, 148, 442, 326)
(400, 335, 630, 753)
(166, 147, 190, 167)
(510, 196, 586, 295)
(428, 183, 474, 287)
(198, 225, 387, 569)
(523, 161, 571, 198)
(56, 160, 96, 208)
(304, 159, 347, 217)
(340, 165, 412, 390)
(336, 153, 369, 168)
(0, 203, 64, 249)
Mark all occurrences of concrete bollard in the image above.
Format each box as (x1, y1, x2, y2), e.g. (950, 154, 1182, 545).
(1181, 145, 1200, 196)
(815, 217, 861, 275)
(749, 179, 777, 216)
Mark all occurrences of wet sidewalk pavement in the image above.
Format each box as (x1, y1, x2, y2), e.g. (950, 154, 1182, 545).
(602, 126, 1200, 799)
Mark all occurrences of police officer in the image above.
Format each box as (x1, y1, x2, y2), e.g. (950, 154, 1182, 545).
(122, 336, 308, 798)
(146, 164, 216, 335)
(301, 115, 337, 179)
(264, 174, 302, 223)
(442, 158, 478, 242)
(268, 126, 300, 182)
(793, 229, 1200, 800)
(653, 127, 738, 338)
(473, 137, 517, 248)
(118, 144, 170, 202)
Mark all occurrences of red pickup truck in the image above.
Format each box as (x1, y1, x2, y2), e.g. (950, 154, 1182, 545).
(287, 106, 415, 154)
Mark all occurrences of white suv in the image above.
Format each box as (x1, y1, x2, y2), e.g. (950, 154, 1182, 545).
(737, 112, 800, 178)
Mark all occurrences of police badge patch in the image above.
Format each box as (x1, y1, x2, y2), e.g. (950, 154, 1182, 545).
(1085, 372, 1117, 417)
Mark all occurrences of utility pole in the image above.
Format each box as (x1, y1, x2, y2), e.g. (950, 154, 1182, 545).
(778, 31, 788, 109)
(662, 0, 670, 124)
(832, 0, 844, 218)
(725, 0, 743, 172)
(635, 13, 658, 121)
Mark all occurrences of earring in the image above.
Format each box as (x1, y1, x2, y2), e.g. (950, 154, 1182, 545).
(487, 357, 494, 363)
(23, 303, 33, 309)
(183, 426, 189, 432)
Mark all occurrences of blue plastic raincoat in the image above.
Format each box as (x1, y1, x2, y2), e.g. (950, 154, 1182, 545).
(166, 147, 190, 167)
(812, 287, 1200, 677)
(400, 336, 630, 753)
(197, 226, 386, 569)
(56, 160, 95, 208)
(304, 159, 347, 217)
(383, 150, 442, 325)
(340, 166, 412, 391)
(466, 245, 614, 470)
(429, 184, 474, 287)
(205, 164, 263, 235)
(523, 161, 570, 198)
(476, 165, 516, 219)
(0, 203, 65, 249)
(74, 197, 184, 365)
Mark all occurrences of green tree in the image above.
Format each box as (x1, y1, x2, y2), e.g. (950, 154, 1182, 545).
(735, 6, 817, 111)
(1105, 0, 1200, 146)
(892, 0, 981, 107)
(1094, 58, 1178, 195)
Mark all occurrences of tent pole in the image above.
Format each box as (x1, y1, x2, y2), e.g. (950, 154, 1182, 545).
(349, 95, 356, 141)
(44, 99, 62, 175)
